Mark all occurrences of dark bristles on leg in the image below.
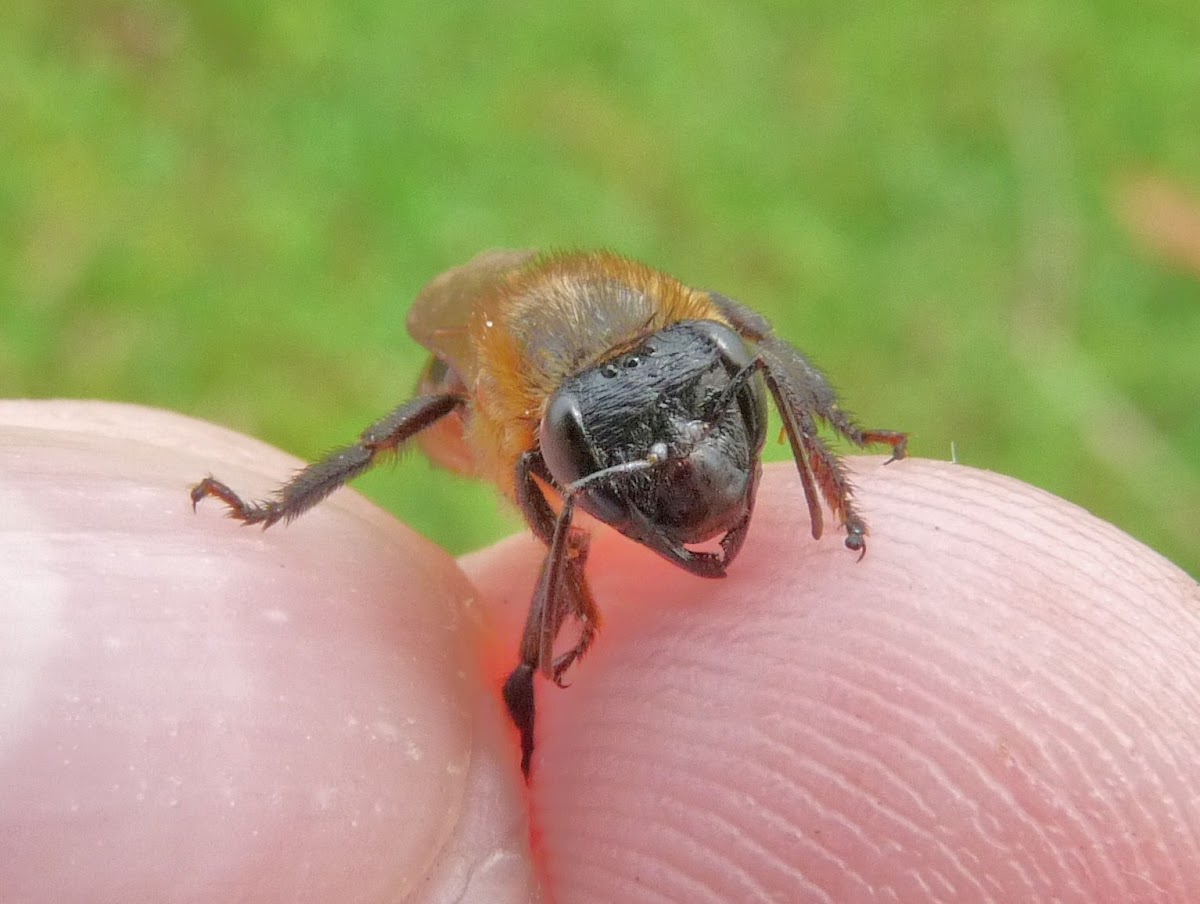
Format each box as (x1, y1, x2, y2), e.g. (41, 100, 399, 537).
(506, 464, 610, 778)
(709, 292, 908, 555)
(549, 526, 600, 686)
(190, 394, 464, 528)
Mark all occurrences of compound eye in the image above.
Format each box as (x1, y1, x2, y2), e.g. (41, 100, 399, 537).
(691, 320, 757, 372)
(539, 389, 601, 488)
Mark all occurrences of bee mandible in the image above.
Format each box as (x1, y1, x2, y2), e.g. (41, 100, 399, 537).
(191, 250, 908, 778)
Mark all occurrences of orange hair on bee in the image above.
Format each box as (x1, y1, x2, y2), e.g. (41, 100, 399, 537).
(466, 251, 728, 498)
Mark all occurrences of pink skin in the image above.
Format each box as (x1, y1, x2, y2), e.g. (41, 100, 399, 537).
(2, 401, 1198, 903)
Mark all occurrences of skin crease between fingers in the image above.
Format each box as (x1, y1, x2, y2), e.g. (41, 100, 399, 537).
(4, 401, 1200, 904)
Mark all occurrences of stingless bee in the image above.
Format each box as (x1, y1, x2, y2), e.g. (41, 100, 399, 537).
(191, 250, 908, 778)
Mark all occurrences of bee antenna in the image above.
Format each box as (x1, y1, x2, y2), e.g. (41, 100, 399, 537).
(565, 443, 671, 497)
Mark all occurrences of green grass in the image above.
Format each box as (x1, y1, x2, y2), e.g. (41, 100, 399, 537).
(3, 0, 1198, 577)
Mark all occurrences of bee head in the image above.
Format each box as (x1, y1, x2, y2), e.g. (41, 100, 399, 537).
(538, 320, 768, 573)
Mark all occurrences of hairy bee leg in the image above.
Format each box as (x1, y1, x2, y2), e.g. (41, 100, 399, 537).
(815, 415, 908, 464)
(506, 455, 558, 777)
(515, 453, 602, 678)
(515, 452, 558, 542)
(504, 492, 582, 778)
(772, 389, 827, 541)
(757, 346, 907, 553)
(757, 339, 908, 464)
(792, 412, 870, 555)
(549, 528, 601, 685)
(710, 292, 908, 460)
(710, 292, 908, 551)
(190, 393, 465, 527)
(761, 360, 894, 553)
(709, 290, 906, 455)
(509, 455, 606, 777)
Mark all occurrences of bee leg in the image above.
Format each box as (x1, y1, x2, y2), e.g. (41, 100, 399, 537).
(503, 483, 588, 778)
(516, 451, 597, 647)
(710, 293, 908, 553)
(506, 454, 604, 778)
(549, 527, 601, 686)
(515, 451, 558, 542)
(500, 664, 537, 780)
(787, 408, 866, 553)
(760, 353, 907, 555)
(504, 454, 562, 777)
(191, 393, 465, 527)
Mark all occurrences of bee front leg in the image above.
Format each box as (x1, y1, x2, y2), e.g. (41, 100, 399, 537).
(755, 344, 906, 554)
(506, 455, 603, 778)
(710, 293, 908, 553)
(503, 493, 575, 780)
(191, 393, 465, 527)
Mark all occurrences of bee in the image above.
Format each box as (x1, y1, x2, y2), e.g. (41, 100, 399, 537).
(191, 250, 908, 778)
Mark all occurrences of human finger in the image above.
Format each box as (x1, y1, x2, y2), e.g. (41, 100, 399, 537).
(0, 400, 537, 904)
(467, 459, 1200, 903)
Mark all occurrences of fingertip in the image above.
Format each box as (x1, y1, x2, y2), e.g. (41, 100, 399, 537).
(0, 401, 537, 903)
(467, 458, 1200, 903)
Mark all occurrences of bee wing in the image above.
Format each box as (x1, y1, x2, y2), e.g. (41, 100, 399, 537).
(406, 249, 539, 382)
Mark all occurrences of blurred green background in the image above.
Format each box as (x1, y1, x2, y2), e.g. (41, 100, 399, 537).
(3, 1, 1198, 577)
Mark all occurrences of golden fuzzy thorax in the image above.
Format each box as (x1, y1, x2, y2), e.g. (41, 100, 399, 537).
(464, 251, 728, 498)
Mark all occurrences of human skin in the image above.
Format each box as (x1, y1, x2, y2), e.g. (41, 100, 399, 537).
(1, 400, 1198, 903)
